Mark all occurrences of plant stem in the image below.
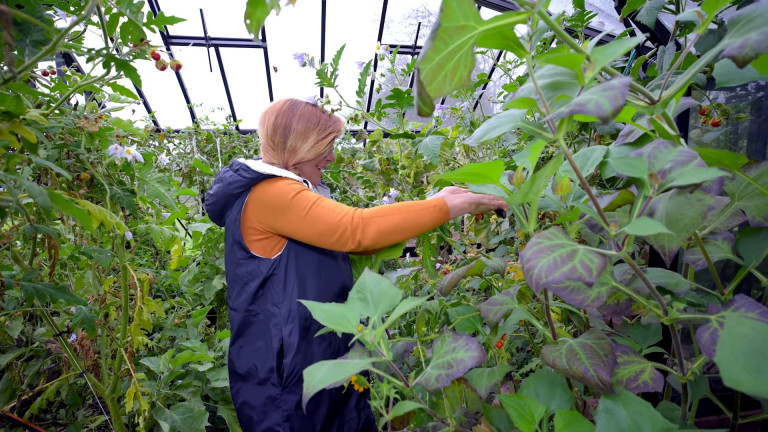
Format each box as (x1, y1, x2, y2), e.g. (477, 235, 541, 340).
(44, 70, 112, 114)
(0, 0, 98, 88)
(542, 289, 558, 341)
(730, 391, 741, 432)
(693, 231, 725, 296)
(656, 34, 700, 103)
(108, 237, 130, 397)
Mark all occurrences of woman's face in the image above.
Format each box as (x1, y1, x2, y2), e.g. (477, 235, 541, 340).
(294, 147, 335, 186)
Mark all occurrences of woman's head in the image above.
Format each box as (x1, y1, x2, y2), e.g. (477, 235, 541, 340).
(258, 98, 344, 185)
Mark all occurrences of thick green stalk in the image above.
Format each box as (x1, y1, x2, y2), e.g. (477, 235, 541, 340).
(693, 231, 725, 296)
(108, 237, 130, 397)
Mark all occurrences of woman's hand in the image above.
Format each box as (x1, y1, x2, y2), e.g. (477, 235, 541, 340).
(432, 187, 509, 219)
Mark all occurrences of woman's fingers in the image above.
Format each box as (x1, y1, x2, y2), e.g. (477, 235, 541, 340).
(443, 192, 508, 219)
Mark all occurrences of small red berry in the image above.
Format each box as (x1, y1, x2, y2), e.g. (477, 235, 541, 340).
(155, 60, 168, 71)
(699, 107, 709, 116)
(443, 269, 451, 275)
(501, 333, 507, 341)
(150, 49, 161, 61)
(710, 117, 723, 127)
(174, 319, 180, 325)
(701, 117, 710, 124)
(50, 69, 57, 75)
(495, 340, 504, 349)
(169, 60, 182, 72)
(474, 214, 483, 221)
(41, 70, 50, 77)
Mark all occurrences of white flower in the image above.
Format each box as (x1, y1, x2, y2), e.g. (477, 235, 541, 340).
(157, 152, 170, 166)
(68, 333, 77, 342)
(375, 41, 388, 55)
(123, 145, 144, 162)
(108, 143, 124, 157)
(125, 230, 133, 240)
(355, 61, 366, 72)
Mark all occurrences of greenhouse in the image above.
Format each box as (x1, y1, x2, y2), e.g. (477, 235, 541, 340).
(1, 0, 768, 431)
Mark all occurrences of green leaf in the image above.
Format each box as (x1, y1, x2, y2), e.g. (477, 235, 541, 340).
(386, 400, 424, 420)
(438, 258, 504, 296)
(136, 165, 178, 210)
(145, 11, 186, 33)
(560, 146, 607, 181)
(192, 156, 214, 175)
(510, 154, 564, 205)
(347, 268, 402, 323)
(555, 410, 596, 432)
(605, 156, 649, 180)
(736, 227, 768, 267)
(298, 300, 359, 334)
(465, 364, 513, 399)
(447, 304, 484, 335)
(541, 329, 616, 394)
(432, 159, 505, 187)
(700, 0, 731, 30)
(589, 36, 644, 79)
(611, 344, 664, 393)
(620, 0, 645, 17)
(20, 280, 87, 306)
(302, 357, 375, 410)
(714, 312, 768, 399)
(244, 0, 281, 39)
(622, 216, 673, 236)
(549, 77, 632, 124)
(693, 147, 748, 171)
(417, 135, 445, 163)
(724, 162, 768, 227)
(635, 0, 665, 28)
(498, 394, 547, 432)
(414, 328, 486, 391)
(111, 57, 142, 88)
(415, 0, 529, 115)
(466, 109, 526, 145)
(382, 296, 429, 329)
(719, 0, 768, 67)
(713, 58, 768, 87)
(507, 65, 580, 111)
(520, 227, 611, 309)
(646, 189, 714, 267)
(48, 191, 92, 231)
(519, 367, 575, 414)
(170, 351, 214, 369)
(595, 388, 678, 432)
(152, 402, 209, 432)
(752, 53, 768, 73)
(477, 288, 519, 327)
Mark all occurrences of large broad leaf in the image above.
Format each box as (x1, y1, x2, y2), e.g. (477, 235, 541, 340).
(20, 280, 87, 306)
(629, 140, 726, 191)
(152, 402, 210, 432)
(713, 58, 768, 87)
(477, 287, 519, 327)
(724, 161, 768, 227)
(736, 226, 768, 267)
(414, 328, 486, 391)
(714, 312, 768, 399)
(695, 294, 768, 360)
(432, 159, 505, 188)
(646, 189, 714, 267)
(555, 410, 595, 432)
(302, 357, 375, 410)
(298, 300, 359, 335)
(498, 394, 547, 432)
(549, 77, 632, 124)
(611, 344, 664, 394)
(244, 0, 280, 39)
(464, 364, 513, 399)
(346, 268, 402, 323)
(438, 257, 505, 296)
(560, 146, 608, 181)
(589, 36, 644, 80)
(520, 227, 610, 309)
(416, 135, 445, 164)
(541, 329, 616, 394)
(595, 388, 678, 432)
(447, 304, 484, 335)
(519, 367, 575, 414)
(683, 232, 736, 271)
(507, 64, 580, 111)
(382, 296, 429, 329)
(719, 0, 768, 68)
(510, 155, 564, 206)
(415, 0, 529, 115)
(466, 109, 527, 145)
(694, 147, 748, 172)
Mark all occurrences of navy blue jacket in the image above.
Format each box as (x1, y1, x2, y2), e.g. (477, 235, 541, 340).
(205, 159, 376, 432)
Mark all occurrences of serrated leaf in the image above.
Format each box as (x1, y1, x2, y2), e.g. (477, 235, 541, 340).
(302, 357, 375, 410)
(695, 294, 768, 360)
(519, 367, 575, 414)
(414, 328, 486, 391)
(520, 227, 610, 309)
(346, 268, 402, 322)
(498, 394, 547, 432)
(635, 0, 666, 28)
(415, 0, 529, 115)
(152, 402, 210, 432)
(714, 312, 768, 399)
(417, 135, 445, 163)
(20, 280, 87, 306)
(549, 77, 631, 124)
(465, 364, 513, 399)
(541, 329, 616, 394)
(611, 344, 664, 393)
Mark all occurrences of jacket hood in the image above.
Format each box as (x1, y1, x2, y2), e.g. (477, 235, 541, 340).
(205, 158, 311, 227)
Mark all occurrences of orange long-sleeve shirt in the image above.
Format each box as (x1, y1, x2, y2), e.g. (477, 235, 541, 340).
(241, 177, 451, 258)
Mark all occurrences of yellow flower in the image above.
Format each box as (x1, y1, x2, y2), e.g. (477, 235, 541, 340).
(357, 324, 363, 332)
(349, 375, 369, 393)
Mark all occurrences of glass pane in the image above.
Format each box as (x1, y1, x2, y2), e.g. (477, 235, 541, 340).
(549, 0, 625, 34)
(326, 0, 384, 106)
(132, 57, 191, 129)
(218, 48, 271, 130)
(264, 0, 322, 102)
(169, 47, 232, 126)
(479, 7, 502, 20)
(382, 0, 441, 46)
(156, 0, 252, 38)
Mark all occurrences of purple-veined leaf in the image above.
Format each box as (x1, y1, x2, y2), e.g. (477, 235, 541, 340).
(629, 140, 726, 191)
(646, 189, 714, 267)
(520, 227, 610, 309)
(447, 304, 484, 335)
(548, 77, 632, 124)
(414, 328, 486, 392)
(465, 364, 513, 399)
(724, 161, 768, 227)
(719, 0, 768, 68)
(611, 344, 664, 394)
(626, 267, 692, 297)
(695, 294, 768, 360)
(438, 257, 505, 296)
(477, 286, 520, 327)
(701, 197, 748, 234)
(541, 329, 617, 394)
(683, 232, 736, 271)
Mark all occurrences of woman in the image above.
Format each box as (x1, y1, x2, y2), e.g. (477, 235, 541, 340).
(205, 99, 507, 431)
